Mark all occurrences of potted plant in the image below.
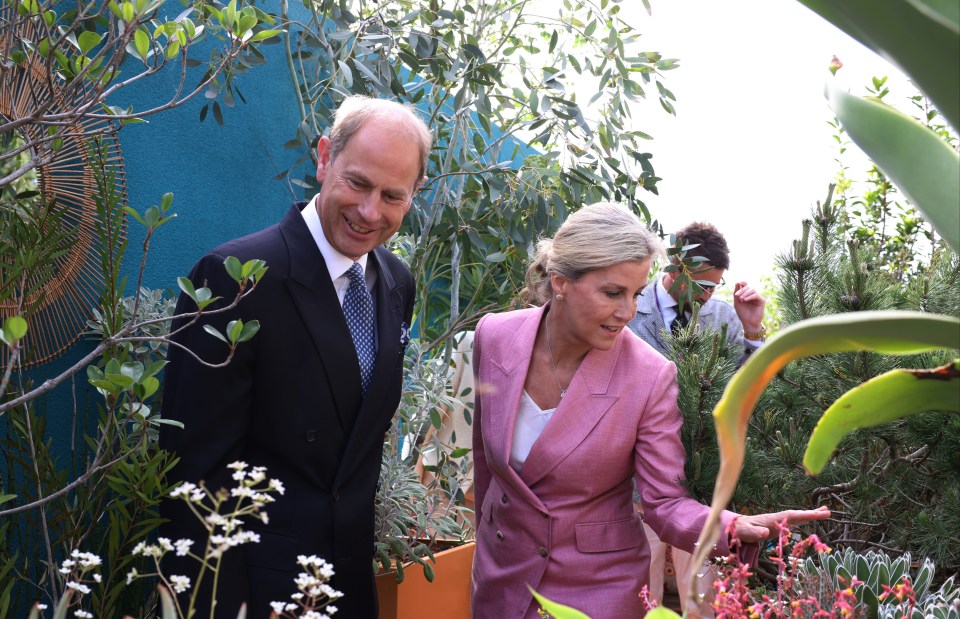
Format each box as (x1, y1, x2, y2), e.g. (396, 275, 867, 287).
(373, 339, 475, 619)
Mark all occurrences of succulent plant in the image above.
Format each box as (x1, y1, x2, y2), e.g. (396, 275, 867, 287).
(799, 547, 959, 619)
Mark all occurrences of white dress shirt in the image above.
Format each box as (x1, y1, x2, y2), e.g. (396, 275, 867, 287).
(301, 197, 376, 301)
(509, 390, 556, 472)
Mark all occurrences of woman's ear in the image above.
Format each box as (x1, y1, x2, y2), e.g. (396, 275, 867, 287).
(550, 273, 568, 298)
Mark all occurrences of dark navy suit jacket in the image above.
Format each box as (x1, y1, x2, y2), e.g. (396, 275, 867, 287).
(159, 204, 414, 618)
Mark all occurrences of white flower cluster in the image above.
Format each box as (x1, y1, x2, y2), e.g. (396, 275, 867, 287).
(269, 555, 343, 619)
(131, 537, 191, 558)
(169, 481, 206, 503)
(57, 550, 103, 618)
(170, 575, 191, 594)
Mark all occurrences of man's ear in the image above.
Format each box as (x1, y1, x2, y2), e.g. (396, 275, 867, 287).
(315, 136, 332, 183)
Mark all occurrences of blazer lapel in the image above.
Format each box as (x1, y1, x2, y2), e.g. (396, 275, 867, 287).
(280, 206, 361, 433)
(482, 307, 549, 513)
(519, 332, 622, 487)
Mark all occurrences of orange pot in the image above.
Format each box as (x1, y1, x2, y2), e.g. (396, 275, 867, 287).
(375, 541, 475, 619)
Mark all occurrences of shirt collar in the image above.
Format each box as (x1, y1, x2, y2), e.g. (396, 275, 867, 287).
(301, 196, 369, 281)
(656, 274, 679, 310)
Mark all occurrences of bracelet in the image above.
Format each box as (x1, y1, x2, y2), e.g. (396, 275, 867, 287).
(743, 327, 766, 341)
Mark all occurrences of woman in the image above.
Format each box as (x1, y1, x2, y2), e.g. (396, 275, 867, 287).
(470, 202, 829, 618)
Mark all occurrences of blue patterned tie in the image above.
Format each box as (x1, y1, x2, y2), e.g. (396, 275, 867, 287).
(343, 262, 376, 395)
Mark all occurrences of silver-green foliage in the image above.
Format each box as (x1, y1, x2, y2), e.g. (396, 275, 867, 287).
(799, 547, 960, 618)
(284, 0, 678, 344)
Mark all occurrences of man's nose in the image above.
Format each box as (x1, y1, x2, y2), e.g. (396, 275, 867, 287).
(356, 191, 381, 220)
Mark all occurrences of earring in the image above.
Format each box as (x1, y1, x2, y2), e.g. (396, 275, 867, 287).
(555, 294, 564, 301)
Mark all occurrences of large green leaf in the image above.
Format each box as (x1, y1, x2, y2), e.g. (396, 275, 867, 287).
(686, 311, 960, 609)
(646, 608, 683, 619)
(528, 587, 592, 619)
(826, 83, 960, 252)
(804, 360, 960, 473)
(796, 0, 960, 132)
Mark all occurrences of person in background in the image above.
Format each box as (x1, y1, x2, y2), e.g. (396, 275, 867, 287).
(160, 95, 429, 618)
(470, 202, 828, 618)
(627, 221, 768, 613)
(628, 221, 767, 367)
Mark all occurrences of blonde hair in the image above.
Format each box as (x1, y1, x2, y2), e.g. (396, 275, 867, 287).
(330, 95, 433, 182)
(521, 202, 664, 305)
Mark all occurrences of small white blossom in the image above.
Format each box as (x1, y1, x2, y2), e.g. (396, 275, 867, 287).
(170, 575, 191, 593)
(227, 461, 247, 471)
(36, 604, 48, 611)
(269, 479, 286, 495)
(327, 605, 338, 615)
(93, 574, 102, 583)
(74, 611, 93, 618)
(270, 602, 299, 614)
(66, 581, 91, 594)
(131, 541, 165, 558)
(70, 550, 102, 567)
(231, 486, 253, 498)
(174, 538, 194, 557)
(126, 568, 138, 585)
(170, 482, 197, 498)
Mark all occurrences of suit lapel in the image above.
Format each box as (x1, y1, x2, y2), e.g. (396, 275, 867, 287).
(633, 282, 669, 351)
(280, 206, 361, 433)
(334, 247, 406, 490)
(519, 332, 622, 487)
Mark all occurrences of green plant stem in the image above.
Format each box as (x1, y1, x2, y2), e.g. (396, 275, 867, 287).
(21, 402, 59, 601)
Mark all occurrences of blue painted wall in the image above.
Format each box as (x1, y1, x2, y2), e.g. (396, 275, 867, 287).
(120, 6, 315, 291)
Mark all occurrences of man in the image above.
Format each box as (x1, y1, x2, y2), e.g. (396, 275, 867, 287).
(628, 221, 767, 366)
(159, 96, 430, 618)
(627, 221, 767, 613)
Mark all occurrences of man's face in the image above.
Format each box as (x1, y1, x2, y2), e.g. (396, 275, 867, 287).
(667, 265, 725, 306)
(315, 120, 421, 261)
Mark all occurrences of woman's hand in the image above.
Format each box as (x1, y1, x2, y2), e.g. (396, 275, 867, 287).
(733, 505, 831, 543)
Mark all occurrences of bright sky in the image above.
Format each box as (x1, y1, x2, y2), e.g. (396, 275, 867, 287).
(616, 0, 911, 286)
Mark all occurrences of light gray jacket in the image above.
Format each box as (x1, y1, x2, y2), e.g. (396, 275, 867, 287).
(627, 278, 758, 368)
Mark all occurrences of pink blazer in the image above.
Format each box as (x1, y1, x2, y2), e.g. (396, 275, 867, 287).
(471, 306, 738, 619)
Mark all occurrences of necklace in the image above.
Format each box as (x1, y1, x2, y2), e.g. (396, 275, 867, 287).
(545, 318, 567, 399)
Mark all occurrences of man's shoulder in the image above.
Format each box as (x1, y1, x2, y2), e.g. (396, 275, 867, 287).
(702, 296, 737, 321)
(199, 205, 304, 267)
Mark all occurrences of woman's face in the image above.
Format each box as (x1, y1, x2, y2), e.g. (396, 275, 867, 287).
(553, 259, 652, 352)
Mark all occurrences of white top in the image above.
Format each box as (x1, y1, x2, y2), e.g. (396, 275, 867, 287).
(301, 197, 375, 303)
(509, 390, 556, 472)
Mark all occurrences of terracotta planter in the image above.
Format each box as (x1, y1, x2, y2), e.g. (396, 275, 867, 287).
(375, 541, 475, 619)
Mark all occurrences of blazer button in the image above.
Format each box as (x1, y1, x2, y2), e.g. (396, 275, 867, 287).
(333, 492, 341, 502)
(537, 546, 548, 557)
(501, 494, 508, 504)
(496, 530, 504, 540)
(305, 430, 318, 442)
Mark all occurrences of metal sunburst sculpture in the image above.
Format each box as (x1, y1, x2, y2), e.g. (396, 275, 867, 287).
(1, 3, 127, 368)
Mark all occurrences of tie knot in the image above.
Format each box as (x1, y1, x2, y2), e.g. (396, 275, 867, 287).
(346, 262, 364, 285)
